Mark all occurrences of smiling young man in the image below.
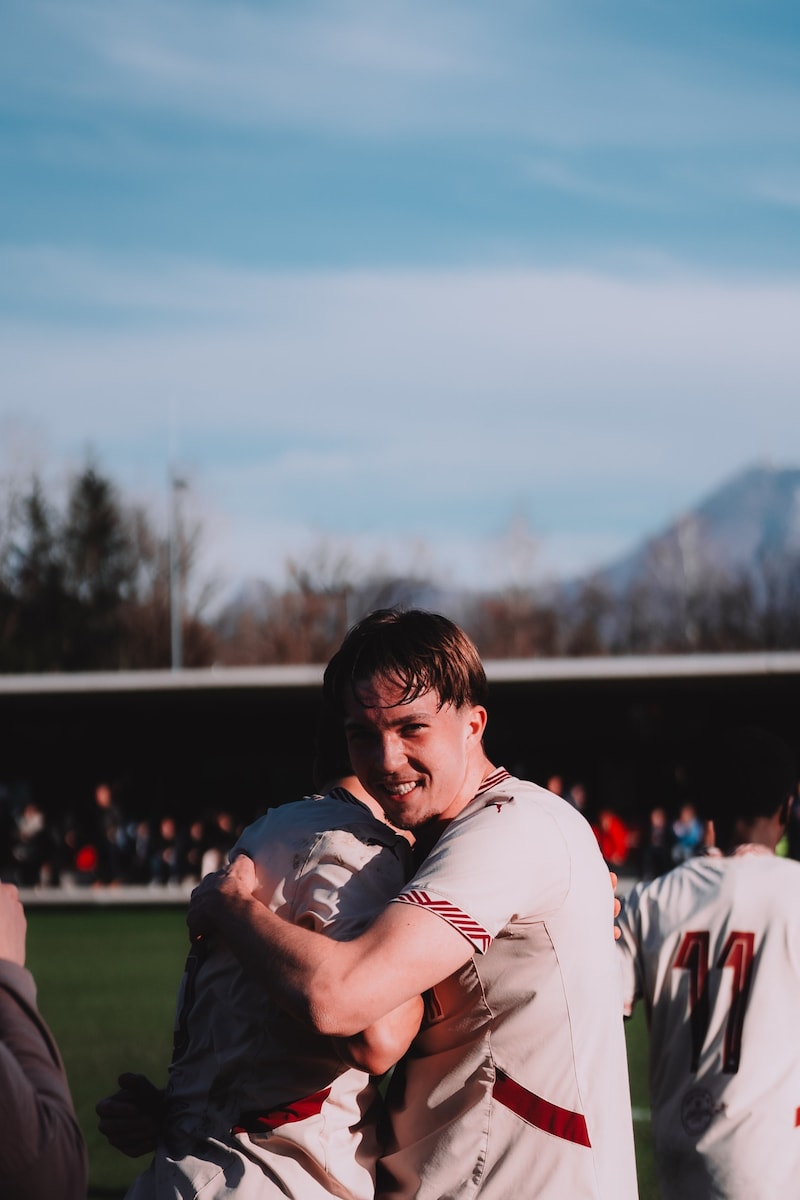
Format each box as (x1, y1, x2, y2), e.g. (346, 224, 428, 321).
(189, 609, 639, 1199)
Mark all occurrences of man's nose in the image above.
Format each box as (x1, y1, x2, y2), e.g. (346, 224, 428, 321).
(376, 733, 406, 772)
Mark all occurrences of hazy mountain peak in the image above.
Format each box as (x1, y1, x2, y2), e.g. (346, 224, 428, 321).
(595, 464, 800, 593)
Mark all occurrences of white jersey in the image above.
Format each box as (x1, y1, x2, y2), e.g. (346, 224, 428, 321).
(129, 789, 411, 1200)
(617, 848, 800, 1200)
(378, 769, 638, 1200)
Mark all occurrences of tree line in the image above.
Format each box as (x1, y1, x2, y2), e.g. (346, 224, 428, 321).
(2, 463, 800, 673)
(0, 465, 213, 672)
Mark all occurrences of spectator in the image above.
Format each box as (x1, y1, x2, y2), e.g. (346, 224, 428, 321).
(671, 802, 703, 864)
(121, 819, 155, 885)
(0, 881, 88, 1199)
(199, 810, 237, 877)
(565, 780, 588, 815)
(148, 817, 181, 887)
(642, 805, 672, 880)
(91, 783, 126, 885)
(11, 803, 51, 888)
(594, 808, 629, 871)
(176, 818, 208, 883)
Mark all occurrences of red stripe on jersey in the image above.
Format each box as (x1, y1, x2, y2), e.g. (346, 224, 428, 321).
(232, 1087, 331, 1134)
(396, 890, 492, 952)
(493, 1069, 591, 1148)
(795, 1107, 800, 1128)
(476, 768, 511, 795)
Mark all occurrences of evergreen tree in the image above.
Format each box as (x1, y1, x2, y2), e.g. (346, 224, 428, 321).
(60, 466, 139, 669)
(0, 480, 68, 671)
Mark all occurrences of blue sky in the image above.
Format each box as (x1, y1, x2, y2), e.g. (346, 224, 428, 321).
(2, 0, 799, 605)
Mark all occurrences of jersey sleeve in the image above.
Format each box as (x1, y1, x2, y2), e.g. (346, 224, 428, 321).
(395, 789, 573, 952)
(292, 828, 410, 942)
(615, 883, 646, 1017)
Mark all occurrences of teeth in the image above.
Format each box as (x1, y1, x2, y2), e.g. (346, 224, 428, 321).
(386, 781, 416, 796)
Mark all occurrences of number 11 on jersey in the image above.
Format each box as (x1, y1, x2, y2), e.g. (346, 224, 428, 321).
(673, 930, 756, 1074)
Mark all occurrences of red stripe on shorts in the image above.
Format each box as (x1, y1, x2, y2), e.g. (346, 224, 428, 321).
(232, 1087, 331, 1134)
(493, 1069, 591, 1147)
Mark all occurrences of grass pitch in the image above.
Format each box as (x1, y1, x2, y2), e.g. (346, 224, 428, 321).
(26, 906, 186, 1197)
(26, 906, 658, 1198)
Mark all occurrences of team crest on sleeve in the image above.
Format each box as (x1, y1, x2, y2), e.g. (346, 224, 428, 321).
(681, 1087, 726, 1136)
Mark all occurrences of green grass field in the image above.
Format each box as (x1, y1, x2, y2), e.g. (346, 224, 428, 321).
(26, 907, 658, 1198)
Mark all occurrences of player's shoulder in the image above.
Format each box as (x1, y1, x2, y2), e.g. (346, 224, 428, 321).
(477, 773, 601, 852)
(623, 854, 740, 928)
(248, 789, 377, 828)
(743, 848, 800, 889)
(235, 790, 391, 853)
(475, 770, 566, 814)
(462, 771, 601, 878)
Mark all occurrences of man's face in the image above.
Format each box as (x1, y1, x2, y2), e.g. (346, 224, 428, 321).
(343, 674, 487, 831)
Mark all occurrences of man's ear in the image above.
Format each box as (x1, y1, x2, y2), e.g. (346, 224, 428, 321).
(467, 705, 488, 743)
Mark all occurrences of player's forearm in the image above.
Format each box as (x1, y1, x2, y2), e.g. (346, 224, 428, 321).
(192, 886, 356, 1032)
(334, 994, 424, 1075)
(190, 883, 425, 1037)
(188, 859, 471, 1035)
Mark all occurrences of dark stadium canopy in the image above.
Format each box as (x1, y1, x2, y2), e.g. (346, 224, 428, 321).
(1, 653, 799, 827)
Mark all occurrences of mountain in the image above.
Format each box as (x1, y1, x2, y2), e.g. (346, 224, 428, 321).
(589, 464, 800, 596)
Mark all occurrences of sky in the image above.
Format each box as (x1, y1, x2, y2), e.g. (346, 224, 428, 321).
(2, 0, 800, 608)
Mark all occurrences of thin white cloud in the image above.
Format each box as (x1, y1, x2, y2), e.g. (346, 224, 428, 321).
(2, 251, 799, 599)
(5, 0, 798, 148)
(12, 0, 482, 136)
(748, 174, 800, 209)
(521, 158, 668, 210)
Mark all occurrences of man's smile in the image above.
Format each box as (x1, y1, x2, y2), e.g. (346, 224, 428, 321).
(380, 780, 419, 797)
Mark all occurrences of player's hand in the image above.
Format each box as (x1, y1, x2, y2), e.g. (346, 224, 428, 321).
(186, 854, 257, 941)
(0, 883, 27, 967)
(96, 1073, 164, 1157)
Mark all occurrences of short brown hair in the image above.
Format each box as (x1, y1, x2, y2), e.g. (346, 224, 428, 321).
(323, 609, 488, 714)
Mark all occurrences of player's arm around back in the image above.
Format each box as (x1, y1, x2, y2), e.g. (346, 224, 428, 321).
(188, 855, 474, 1037)
(333, 993, 425, 1076)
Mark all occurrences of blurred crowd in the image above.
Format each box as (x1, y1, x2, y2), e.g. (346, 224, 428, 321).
(0, 782, 243, 890)
(545, 772, 800, 878)
(4, 772, 800, 890)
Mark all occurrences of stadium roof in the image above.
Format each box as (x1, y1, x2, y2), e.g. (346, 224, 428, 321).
(1, 651, 800, 695)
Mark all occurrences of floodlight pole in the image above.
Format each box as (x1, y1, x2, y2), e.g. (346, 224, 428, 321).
(169, 473, 187, 671)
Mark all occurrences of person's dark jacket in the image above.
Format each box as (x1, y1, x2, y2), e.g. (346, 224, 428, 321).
(0, 959, 87, 1200)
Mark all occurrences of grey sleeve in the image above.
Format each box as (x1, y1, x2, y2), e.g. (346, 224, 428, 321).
(0, 961, 88, 1200)
(615, 886, 645, 1018)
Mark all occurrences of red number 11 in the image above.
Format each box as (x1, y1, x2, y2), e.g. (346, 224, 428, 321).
(673, 930, 756, 1074)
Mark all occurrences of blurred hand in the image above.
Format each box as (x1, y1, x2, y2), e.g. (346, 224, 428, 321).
(186, 854, 257, 942)
(96, 1073, 164, 1158)
(610, 871, 622, 940)
(0, 882, 27, 966)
